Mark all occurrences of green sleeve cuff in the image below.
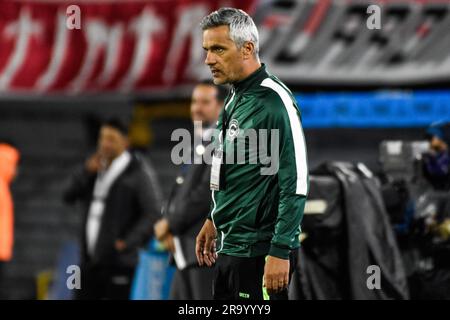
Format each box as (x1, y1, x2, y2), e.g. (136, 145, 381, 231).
(268, 244, 290, 260)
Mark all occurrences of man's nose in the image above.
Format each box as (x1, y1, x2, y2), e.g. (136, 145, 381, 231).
(204, 51, 215, 66)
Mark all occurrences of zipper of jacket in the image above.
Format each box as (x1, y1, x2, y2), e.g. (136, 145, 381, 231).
(210, 89, 236, 252)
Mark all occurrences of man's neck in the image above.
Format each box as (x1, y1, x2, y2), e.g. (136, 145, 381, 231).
(238, 60, 261, 82)
(103, 150, 127, 170)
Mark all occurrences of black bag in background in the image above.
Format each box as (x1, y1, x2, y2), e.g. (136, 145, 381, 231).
(290, 162, 409, 300)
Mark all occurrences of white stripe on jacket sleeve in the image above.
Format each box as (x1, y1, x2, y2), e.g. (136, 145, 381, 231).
(261, 78, 308, 195)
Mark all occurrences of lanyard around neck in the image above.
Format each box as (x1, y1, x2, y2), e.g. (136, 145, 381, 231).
(221, 89, 237, 144)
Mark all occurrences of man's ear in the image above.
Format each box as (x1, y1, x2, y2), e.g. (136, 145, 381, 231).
(242, 41, 255, 60)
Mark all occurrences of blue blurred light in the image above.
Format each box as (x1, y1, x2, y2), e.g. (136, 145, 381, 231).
(296, 90, 450, 129)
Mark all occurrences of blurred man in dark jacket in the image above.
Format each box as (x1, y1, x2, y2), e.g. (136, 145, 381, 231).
(63, 118, 161, 300)
(154, 80, 226, 299)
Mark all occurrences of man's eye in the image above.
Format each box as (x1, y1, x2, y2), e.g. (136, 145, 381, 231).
(215, 48, 224, 53)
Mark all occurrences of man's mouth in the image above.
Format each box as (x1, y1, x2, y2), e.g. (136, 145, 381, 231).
(211, 69, 221, 77)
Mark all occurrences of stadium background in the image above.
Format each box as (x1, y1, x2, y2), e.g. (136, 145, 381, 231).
(0, 0, 449, 299)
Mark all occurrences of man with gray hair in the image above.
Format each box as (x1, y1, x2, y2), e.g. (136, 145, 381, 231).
(195, 8, 309, 300)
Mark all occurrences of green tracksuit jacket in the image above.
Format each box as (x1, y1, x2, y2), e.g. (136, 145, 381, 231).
(208, 64, 309, 260)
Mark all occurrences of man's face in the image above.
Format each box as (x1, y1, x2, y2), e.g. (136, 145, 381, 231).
(430, 136, 448, 153)
(97, 126, 128, 161)
(191, 84, 222, 125)
(203, 25, 244, 85)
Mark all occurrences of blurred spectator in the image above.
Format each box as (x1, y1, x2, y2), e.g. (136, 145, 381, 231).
(63, 118, 161, 300)
(0, 141, 20, 296)
(407, 121, 450, 299)
(422, 121, 450, 190)
(154, 80, 227, 300)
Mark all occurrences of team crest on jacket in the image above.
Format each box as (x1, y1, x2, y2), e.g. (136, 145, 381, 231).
(227, 119, 240, 141)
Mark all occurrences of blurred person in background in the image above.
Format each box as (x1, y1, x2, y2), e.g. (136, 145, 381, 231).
(154, 80, 227, 300)
(407, 121, 450, 299)
(63, 118, 161, 300)
(422, 121, 450, 191)
(0, 141, 20, 297)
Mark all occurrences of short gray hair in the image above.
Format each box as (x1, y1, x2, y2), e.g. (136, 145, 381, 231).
(200, 8, 259, 57)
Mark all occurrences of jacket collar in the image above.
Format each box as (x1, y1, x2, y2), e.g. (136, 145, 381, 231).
(232, 63, 269, 94)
